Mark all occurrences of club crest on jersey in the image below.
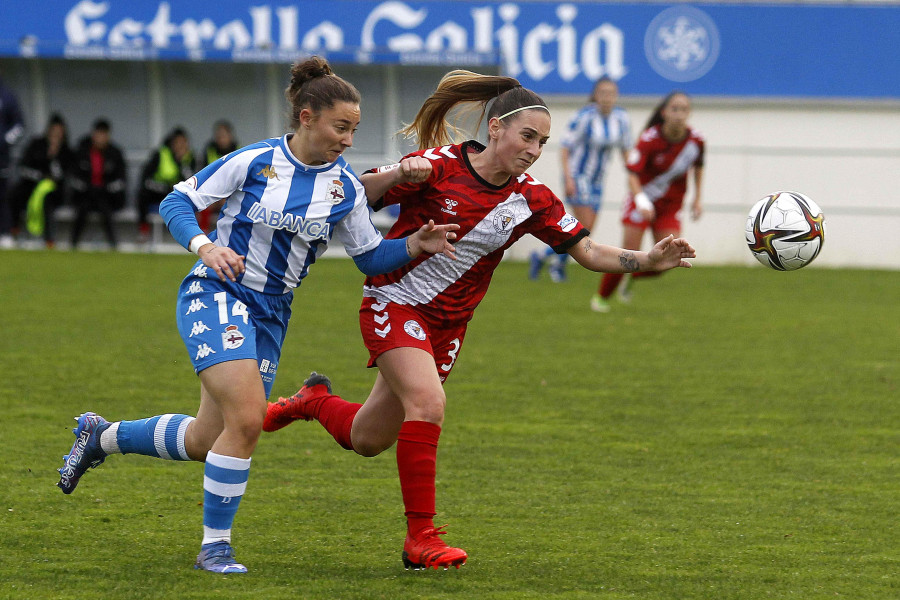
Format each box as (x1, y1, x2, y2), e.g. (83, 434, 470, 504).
(442, 198, 458, 215)
(327, 180, 345, 204)
(222, 325, 245, 350)
(403, 320, 426, 341)
(558, 213, 578, 233)
(493, 208, 515, 234)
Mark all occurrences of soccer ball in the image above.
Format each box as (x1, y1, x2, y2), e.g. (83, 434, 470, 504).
(745, 191, 826, 271)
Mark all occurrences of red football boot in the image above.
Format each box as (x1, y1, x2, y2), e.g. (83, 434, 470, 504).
(402, 525, 468, 570)
(263, 372, 332, 432)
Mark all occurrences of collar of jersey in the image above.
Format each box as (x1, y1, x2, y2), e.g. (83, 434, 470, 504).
(461, 140, 512, 190)
(279, 134, 343, 173)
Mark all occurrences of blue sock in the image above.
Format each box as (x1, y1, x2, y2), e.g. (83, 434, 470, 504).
(202, 452, 251, 545)
(543, 247, 556, 258)
(112, 414, 196, 460)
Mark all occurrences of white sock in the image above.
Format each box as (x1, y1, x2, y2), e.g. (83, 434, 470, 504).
(99, 422, 121, 455)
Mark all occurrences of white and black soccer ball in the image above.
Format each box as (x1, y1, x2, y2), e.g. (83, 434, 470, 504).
(745, 191, 826, 271)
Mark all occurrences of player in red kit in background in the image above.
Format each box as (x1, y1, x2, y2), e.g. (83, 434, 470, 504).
(592, 90, 704, 312)
(264, 71, 697, 570)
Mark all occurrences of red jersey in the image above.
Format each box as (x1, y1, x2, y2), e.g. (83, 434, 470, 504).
(626, 125, 704, 208)
(364, 140, 587, 324)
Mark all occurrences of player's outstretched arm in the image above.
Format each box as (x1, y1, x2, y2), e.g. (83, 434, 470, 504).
(568, 234, 694, 273)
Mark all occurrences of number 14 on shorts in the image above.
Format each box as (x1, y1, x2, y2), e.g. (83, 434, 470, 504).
(213, 292, 249, 325)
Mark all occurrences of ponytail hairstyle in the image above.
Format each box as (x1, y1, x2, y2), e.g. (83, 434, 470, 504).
(400, 70, 547, 150)
(285, 56, 361, 129)
(644, 90, 689, 131)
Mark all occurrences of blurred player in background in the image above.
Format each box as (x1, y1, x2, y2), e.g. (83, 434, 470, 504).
(264, 70, 695, 570)
(530, 76, 631, 283)
(592, 90, 704, 312)
(56, 56, 457, 575)
(196, 119, 239, 233)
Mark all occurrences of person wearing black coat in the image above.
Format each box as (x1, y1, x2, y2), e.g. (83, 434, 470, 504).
(70, 118, 127, 250)
(5, 113, 74, 247)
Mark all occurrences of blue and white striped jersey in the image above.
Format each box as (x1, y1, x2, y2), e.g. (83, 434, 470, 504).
(560, 105, 632, 187)
(174, 134, 382, 294)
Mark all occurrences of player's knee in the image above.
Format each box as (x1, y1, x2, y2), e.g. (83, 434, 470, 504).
(353, 435, 395, 458)
(404, 388, 446, 424)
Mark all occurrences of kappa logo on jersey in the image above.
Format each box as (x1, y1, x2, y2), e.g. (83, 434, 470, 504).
(493, 208, 515, 234)
(327, 179, 345, 204)
(403, 319, 427, 341)
(185, 298, 208, 314)
(558, 213, 578, 233)
(222, 325, 245, 350)
(192, 265, 209, 278)
(257, 165, 280, 180)
(186, 281, 205, 295)
(195, 343, 216, 360)
(189, 321, 211, 337)
(442, 198, 458, 216)
(247, 201, 332, 239)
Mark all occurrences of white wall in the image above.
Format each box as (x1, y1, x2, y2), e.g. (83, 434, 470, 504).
(520, 97, 900, 270)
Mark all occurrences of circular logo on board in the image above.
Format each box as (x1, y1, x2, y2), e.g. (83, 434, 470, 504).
(644, 6, 720, 82)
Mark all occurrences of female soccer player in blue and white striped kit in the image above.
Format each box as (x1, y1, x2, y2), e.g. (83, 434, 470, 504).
(56, 56, 458, 574)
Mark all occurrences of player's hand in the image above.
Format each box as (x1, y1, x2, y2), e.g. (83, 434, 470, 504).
(397, 156, 432, 184)
(633, 191, 655, 222)
(564, 176, 576, 199)
(199, 244, 246, 282)
(407, 219, 459, 260)
(690, 201, 703, 221)
(646, 234, 695, 270)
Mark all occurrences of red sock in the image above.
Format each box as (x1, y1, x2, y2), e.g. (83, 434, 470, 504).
(599, 273, 623, 298)
(397, 421, 441, 537)
(632, 270, 662, 280)
(314, 395, 362, 451)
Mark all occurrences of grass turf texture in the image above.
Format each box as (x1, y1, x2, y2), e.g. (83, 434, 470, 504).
(1, 250, 897, 599)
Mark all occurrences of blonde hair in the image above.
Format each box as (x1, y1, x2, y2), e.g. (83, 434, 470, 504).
(285, 56, 361, 129)
(400, 70, 547, 150)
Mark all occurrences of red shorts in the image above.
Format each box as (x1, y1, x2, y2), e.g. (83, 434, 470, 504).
(621, 195, 682, 232)
(359, 298, 468, 383)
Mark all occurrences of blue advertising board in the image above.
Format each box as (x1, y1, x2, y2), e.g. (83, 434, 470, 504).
(1, 1, 897, 98)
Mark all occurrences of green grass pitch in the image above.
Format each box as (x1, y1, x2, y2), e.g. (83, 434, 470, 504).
(1, 250, 897, 599)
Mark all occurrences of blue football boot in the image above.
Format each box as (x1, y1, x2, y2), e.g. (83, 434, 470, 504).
(57, 412, 109, 494)
(195, 541, 248, 574)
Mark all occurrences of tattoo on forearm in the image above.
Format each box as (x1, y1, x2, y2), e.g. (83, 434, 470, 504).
(619, 251, 640, 272)
(583, 238, 592, 253)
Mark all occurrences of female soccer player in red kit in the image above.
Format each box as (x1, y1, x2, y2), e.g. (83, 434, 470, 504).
(264, 72, 697, 570)
(592, 90, 704, 312)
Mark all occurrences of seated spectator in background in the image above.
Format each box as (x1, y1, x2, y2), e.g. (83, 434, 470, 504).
(0, 71, 26, 249)
(5, 113, 74, 248)
(138, 127, 196, 241)
(70, 118, 126, 250)
(197, 120, 238, 233)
